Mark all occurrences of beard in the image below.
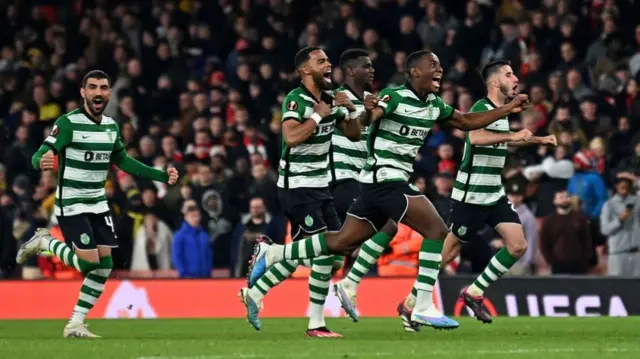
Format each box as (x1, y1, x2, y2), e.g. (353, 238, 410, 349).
(500, 83, 515, 100)
(311, 72, 330, 90)
(85, 96, 108, 116)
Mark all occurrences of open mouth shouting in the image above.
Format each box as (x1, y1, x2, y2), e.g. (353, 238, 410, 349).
(92, 96, 105, 112)
(432, 74, 442, 89)
(323, 69, 332, 84)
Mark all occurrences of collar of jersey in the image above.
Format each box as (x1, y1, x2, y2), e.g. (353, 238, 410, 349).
(341, 84, 364, 101)
(79, 106, 102, 125)
(404, 81, 430, 102)
(483, 97, 500, 109)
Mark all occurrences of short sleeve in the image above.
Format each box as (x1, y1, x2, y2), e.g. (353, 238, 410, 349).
(434, 95, 454, 123)
(43, 116, 72, 154)
(377, 88, 401, 116)
(281, 96, 307, 123)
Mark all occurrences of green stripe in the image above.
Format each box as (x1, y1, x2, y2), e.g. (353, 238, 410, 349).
(58, 195, 107, 207)
(417, 274, 436, 286)
(453, 181, 503, 194)
(62, 179, 106, 189)
(66, 158, 111, 171)
(288, 153, 326, 162)
(419, 259, 440, 270)
(474, 147, 509, 156)
(486, 128, 510, 134)
(375, 149, 414, 166)
(304, 135, 332, 145)
(76, 300, 93, 310)
(68, 123, 119, 132)
(86, 272, 108, 284)
(332, 146, 368, 158)
(386, 113, 435, 128)
(279, 167, 327, 177)
(69, 142, 115, 151)
(377, 129, 425, 146)
(459, 166, 504, 176)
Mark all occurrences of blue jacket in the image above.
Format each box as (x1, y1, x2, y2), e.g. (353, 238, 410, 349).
(568, 171, 608, 219)
(172, 221, 212, 278)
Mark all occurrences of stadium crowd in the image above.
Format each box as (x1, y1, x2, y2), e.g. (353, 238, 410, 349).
(1, 0, 640, 280)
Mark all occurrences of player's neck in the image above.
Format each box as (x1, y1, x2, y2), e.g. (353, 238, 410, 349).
(301, 78, 321, 101)
(486, 91, 506, 107)
(344, 80, 364, 99)
(82, 104, 103, 123)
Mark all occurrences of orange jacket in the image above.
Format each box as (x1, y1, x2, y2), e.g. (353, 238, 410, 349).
(38, 226, 83, 280)
(377, 224, 422, 276)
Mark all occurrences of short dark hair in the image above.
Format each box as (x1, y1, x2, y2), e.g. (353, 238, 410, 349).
(481, 60, 511, 84)
(339, 49, 369, 69)
(294, 47, 321, 69)
(82, 70, 110, 87)
(406, 50, 433, 72)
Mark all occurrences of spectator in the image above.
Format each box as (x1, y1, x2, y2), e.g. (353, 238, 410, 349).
(231, 197, 277, 277)
(172, 200, 212, 278)
(504, 181, 537, 275)
(540, 189, 593, 274)
(600, 175, 640, 277)
(131, 213, 173, 271)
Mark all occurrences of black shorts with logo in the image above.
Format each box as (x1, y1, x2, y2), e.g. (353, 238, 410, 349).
(448, 196, 521, 243)
(57, 211, 118, 250)
(278, 187, 342, 241)
(348, 181, 423, 231)
(330, 179, 362, 222)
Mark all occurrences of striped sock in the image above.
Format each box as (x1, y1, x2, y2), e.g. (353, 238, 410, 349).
(332, 256, 344, 271)
(48, 239, 101, 273)
(279, 233, 329, 260)
(468, 248, 519, 296)
(412, 239, 442, 313)
(70, 256, 113, 324)
(308, 255, 334, 329)
(345, 232, 393, 287)
(249, 259, 299, 301)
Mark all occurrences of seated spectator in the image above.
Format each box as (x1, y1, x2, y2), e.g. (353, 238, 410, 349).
(171, 200, 212, 278)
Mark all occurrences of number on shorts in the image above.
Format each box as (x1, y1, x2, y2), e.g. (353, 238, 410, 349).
(104, 215, 115, 232)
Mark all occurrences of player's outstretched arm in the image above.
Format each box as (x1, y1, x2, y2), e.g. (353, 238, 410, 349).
(32, 117, 73, 170)
(469, 129, 531, 146)
(508, 134, 557, 147)
(112, 149, 178, 184)
(449, 94, 530, 130)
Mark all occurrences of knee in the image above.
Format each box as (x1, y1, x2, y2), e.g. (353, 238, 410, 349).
(326, 234, 356, 255)
(506, 238, 528, 258)
(381, 222, 398, 237)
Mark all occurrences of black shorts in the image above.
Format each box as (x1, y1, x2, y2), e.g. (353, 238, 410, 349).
(348, 181, 423, 231)
(278, 187, 341, 241)
(448, 197, 521, 243)
(330, 179, 362, 222)
(57, 212, 118, 250)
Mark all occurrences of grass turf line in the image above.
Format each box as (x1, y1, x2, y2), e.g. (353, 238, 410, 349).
(0, 317, 638, 359)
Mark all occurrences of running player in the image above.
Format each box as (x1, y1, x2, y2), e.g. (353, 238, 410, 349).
(436, 60, 556, 323)
(329, 49, 398, 323)
(247, 50, 530, 330)
(239, 47, 362, 337)
(16, 70, 179, 338)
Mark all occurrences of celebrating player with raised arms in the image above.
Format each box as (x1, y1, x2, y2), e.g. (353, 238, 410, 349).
(16, 70, 179, 338)
(246, 50, 530, 330)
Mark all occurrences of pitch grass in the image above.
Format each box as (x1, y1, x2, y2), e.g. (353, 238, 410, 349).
(1, 317, 639, 359)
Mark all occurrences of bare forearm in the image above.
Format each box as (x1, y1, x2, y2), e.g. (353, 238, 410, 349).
(357, 111, 372, 126)
(340, 118, 362, 141)
(508, 136, 544, 147)
(283, 120, 317, 147)
(453, 106, 512, 130)
(469, 129, 513, 146)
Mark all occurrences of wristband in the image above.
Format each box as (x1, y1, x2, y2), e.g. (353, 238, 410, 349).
(310, 112, 322, 125)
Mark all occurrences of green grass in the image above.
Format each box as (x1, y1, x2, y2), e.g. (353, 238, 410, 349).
(0, 318, 639, 359)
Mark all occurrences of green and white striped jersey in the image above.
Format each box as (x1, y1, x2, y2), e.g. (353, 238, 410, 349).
(43, 108, 122, 216)
(451, 98, 508, 206)
(278, 86, 347, 189)
(360, 84, 454, 184)
(330, 86, 371, 182)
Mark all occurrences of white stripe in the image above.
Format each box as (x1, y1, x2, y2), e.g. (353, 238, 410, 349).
(477, 275, 490, 287)
(450, 188, 505, 204)
(289, 142, 331, 156)
(255, 281, 268, 293)
(273, 262, 294, 276)
(72, 256, 80, 270)
(276, 174, 330, 189)
(455, 171, 503, 187)
(303, 107, 314, 118)
(45, 136, 57, 144)
(379, 118, 430, 139)
(351, 261, 368, 274)
(298, 240, 307, 259)
(418, 266, 439, 278)
(373, 156, 414, 173)
(358, 249, 376, 264)
(72, 130, 115, 144)
(359, 167, 410, 183)
(419, 252, 441, 262)
(374, 136, 421, 158)
(332, 135, 367, 152)
(414, 281, 433, 291)
(378, 101, 388, 109)
(79, 292, 98, 304)
(309, 291, 326, 300)
(308, 277, 330, 288)
(263, 269, 280, 286)
(472, 154, 506, 168)
(491, 256, 509, 273)
(299, 94, 315, 102)
(73, 305, 90, 314)
(364, 240, 385, 254)
(484, 266, 499, 281)
(61, 187, 105, 200)
(66, 148, 112, 163)
(56, 245, 66, 263)
(332, 152, 366, 166)
(311, 235, 323, 256)
(67, 114, 94, 124)
(286, 161, 328, 174)
(334, 168, 360, 181)
(83, 278, 103, 291)
(395, 89, 420, 100)
(54, 201, 109, 216)
(62, 167, 108, 182)
(393, 103, 439, 122)
(283, 111, 300, 119)
(485, 118, 509, 131)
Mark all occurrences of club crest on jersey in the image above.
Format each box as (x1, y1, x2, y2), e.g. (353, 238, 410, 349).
(80, 233, 91, 245)
(381, 94, 391, 102)
(51, 125, 59, 137)
(106, 128, 114, 141)
(287, 101, 298, 111)
(304, 215, 314, 227)
(426, 106, 440, 121)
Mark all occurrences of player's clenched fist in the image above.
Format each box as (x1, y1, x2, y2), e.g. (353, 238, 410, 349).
(167, 167, 179, 185)
(40, 150, 55, 170)
(364, 94, 379, 111)
(313, 101, 332, 118)
(509, 129, 533, 142)
(334, 92, 355, 112)
(508, 94, 530, 113)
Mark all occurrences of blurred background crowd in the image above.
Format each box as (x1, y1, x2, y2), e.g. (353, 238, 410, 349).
(1, 0, 640, 280)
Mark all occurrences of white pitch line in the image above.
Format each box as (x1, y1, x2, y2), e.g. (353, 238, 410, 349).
(135, 347, 637, 359)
